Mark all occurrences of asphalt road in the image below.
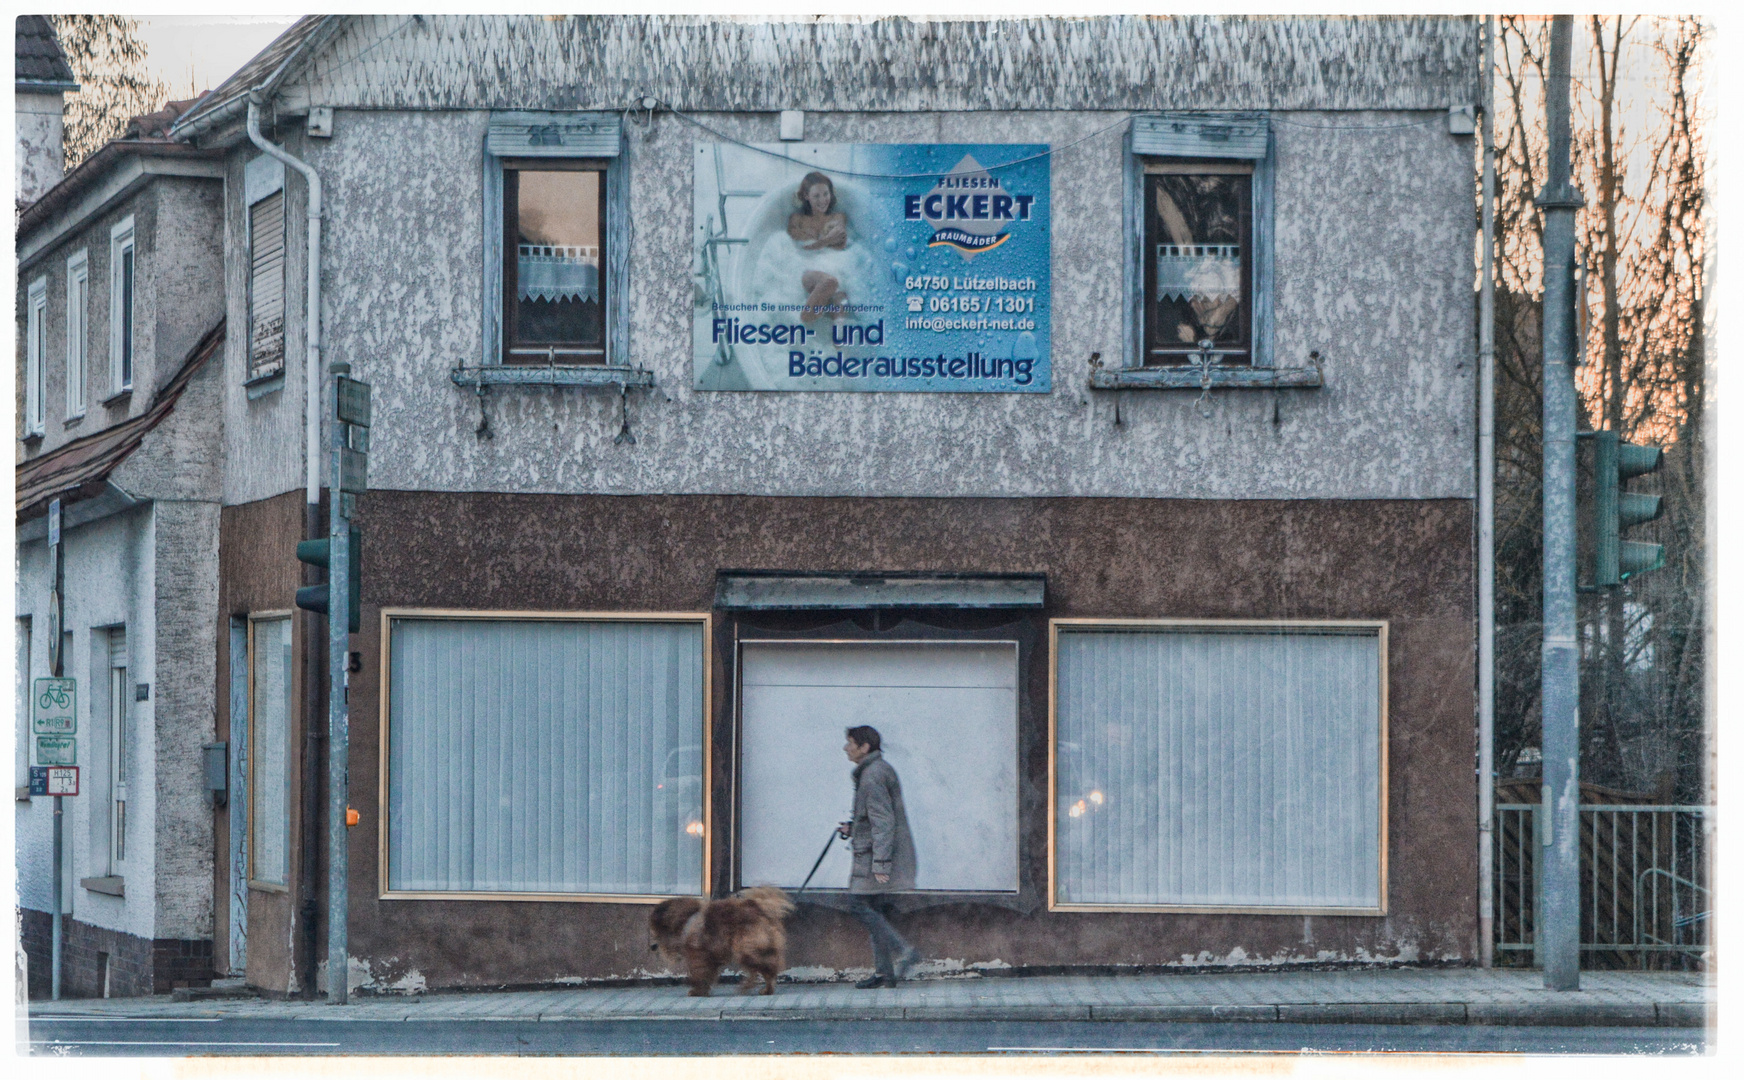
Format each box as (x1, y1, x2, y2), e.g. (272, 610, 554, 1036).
(24, 1017, 1706, 1057)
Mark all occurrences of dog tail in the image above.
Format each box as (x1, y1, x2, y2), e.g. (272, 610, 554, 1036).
(739, 885, 794, 922)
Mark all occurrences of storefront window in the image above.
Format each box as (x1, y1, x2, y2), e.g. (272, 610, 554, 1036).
(1052, 621, 1385, 912)
(383, 614, 707, 898)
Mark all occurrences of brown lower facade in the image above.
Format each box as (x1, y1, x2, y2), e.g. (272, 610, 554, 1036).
(215, 489, 1475, 993)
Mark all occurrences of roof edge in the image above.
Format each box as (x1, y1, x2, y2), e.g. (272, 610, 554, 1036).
(169, 15, 350, 144)
(17, 78, 80, 93)
(16, 140, 224, 240)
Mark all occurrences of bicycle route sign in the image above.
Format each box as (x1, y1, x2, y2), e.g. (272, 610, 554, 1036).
(33, 677, 75, 734)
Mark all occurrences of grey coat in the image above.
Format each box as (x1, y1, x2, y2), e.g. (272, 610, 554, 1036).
(847, 751, 917, 893)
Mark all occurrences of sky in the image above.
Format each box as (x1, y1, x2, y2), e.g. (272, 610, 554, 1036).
(133, 15, 299, 100)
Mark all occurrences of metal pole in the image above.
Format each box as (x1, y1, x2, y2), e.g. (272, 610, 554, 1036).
(1477, 12, 1498, 970)
(49, 496, 65, 1001)
(327, 362, 351, 1005)
(1536, 13, 1584, 992)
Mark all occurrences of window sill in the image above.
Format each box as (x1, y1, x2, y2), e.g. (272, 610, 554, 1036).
(80, 875, 125, 897)
(21, 431, 44, 447)
(1088, 364, 1323, 391)
(64, 413, 85, 428)
(245, 370, 286, 400)
(101, 388, 133, 408)
(450, 365, 655, 390)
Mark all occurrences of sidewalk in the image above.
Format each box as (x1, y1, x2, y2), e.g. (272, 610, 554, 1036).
(30, 967, 1710, 1027)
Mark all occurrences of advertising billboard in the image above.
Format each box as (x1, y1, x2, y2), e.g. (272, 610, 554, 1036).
(693, 142, 1051, 393)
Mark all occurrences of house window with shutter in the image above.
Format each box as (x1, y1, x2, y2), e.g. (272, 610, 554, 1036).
(108, 216, 136, 396)
(484, 112, 626, 367)
(248, 192, 287, 379)
(243, 154, 288, 387)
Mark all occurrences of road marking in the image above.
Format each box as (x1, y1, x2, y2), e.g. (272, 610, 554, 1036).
(33, 1040, 342, 1048)
(33, 1016, 223, 1023)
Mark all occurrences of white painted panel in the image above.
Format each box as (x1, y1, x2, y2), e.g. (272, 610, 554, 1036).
(739, 642, 1018, 893)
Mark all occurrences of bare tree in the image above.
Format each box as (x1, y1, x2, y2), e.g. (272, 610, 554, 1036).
(48, 15, 168, 168)
(1490, 16, 1707, 803)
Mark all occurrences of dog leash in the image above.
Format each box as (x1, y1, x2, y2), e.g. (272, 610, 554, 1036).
(793, 824, 845, 898)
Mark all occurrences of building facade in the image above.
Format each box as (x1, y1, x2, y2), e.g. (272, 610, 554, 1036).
(21, 14, 1482, 997)
(15, 120, 228, 996)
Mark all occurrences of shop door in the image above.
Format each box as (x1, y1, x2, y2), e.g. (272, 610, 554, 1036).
(738, 641, 1019, 893)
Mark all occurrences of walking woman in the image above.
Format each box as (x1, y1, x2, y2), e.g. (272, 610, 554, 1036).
(839, 726, 920, 988)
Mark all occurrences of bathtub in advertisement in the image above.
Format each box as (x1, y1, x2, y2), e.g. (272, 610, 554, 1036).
(693, 142, 1051, 393)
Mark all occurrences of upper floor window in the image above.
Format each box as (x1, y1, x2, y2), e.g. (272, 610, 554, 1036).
(25, 276, 48, 437)
(502, 160, 605, 362)
(1145, 163, 1252, 364)
(484, 112, 624, 367)
(1130, 114, 1274, 368)
(244, 154, 288, 384)
(66, 249, 88, 418)
(109, 216, 136, 395)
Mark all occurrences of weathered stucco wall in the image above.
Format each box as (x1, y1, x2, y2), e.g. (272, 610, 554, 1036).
(323, 489, 1475, 989)
(15, 91, 66, 205)
(279, 106, 1473, 503)
(286, 15, 1478, 115)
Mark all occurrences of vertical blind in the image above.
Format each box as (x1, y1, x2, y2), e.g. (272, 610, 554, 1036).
(387, 618, 706, 896)
(248, 192, 286, 375)
(1055, 625, 1382, 909)
(250, 617, 292, 886)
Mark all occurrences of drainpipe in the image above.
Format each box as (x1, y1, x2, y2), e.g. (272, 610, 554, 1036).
(1477, 14, 1498, 970)
(1536, 14, 1584, 993)
(246, 97, 326, 997)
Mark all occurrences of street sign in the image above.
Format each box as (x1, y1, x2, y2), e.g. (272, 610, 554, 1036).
(29, 765, 79, 797)
(337, 376, 373, 427)
(33, 677, 76, 734)
(36, 735, 77, 765)
(339, 447, 369, 493)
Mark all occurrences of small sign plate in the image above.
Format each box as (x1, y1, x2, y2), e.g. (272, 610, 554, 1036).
(337, 376, 373, 427)
(339, 447, 369, 494)
(36, 734, 77, 765)
(29, 765, 79, 797)
(49, 498, 61, 546)
(32, 677, 76, 734)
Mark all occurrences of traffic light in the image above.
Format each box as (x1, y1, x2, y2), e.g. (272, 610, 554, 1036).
(1592, 430, 1664, 586)
(295, 528, 361, 633)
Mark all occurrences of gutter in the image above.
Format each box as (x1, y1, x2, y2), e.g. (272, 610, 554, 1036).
(246, 100, 322, 509)
(1476, 15, 1498, 969)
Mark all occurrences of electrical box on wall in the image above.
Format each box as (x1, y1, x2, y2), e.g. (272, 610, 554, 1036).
(203, 742, 228, 808)
(308, 106, 334, 138)
(779, 109, 804, 141)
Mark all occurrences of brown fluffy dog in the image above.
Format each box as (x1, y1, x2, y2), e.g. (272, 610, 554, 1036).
(648, 886, 794, 996)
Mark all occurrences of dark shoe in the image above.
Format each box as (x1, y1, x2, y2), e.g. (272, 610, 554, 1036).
(854, 974, 892, 989)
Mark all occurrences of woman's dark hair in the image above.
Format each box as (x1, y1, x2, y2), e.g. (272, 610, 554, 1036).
(845, 725, 881, 752)
(796, 171, 837, 213)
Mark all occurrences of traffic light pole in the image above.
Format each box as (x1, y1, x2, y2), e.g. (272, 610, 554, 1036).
(327, 361, 352, 1005)
(1536, 14, 1584, 993)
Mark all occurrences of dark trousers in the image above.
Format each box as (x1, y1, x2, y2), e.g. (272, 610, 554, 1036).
(847, 894, 914, 976)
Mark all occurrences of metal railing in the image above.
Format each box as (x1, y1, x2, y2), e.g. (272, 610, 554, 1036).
(1495, 802, 1712, 968)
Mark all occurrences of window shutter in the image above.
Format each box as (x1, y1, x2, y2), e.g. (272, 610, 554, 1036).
(487, 111, 622, 158)
(249, 192, 286, 375)
(1132, 113, 1270, 160)
(109, 627, 128, 669)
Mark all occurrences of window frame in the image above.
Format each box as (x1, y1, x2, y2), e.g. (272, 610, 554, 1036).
(481, 111, 627, 369)
(108, 216, 137, 396)
(377, 607, 713, 903)
(499, 158, 610, 364)
(1046, 617, 1388, 916)
(65, 250, 88, 419)
(25, 275, 48, 437)
(1142, 161, 1255, 365)
(106, 628, 128, 871)
(1125, 114, 1275, 370)
(247, 611, 294, 892)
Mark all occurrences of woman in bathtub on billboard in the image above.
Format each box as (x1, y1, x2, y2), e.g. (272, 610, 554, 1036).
(787, 171, 851, 323)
